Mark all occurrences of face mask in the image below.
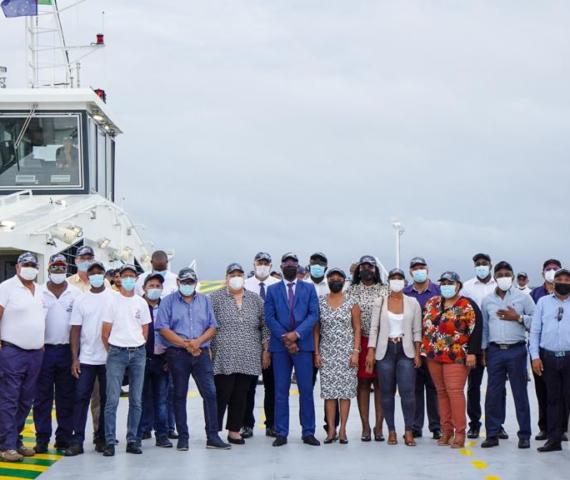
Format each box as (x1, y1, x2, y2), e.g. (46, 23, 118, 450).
(179, 284, 196, 296)
(328, 280, 344, 293)
(545, 269, 557, 283)
(255, 265, 270, 279)
(228, 276, 244, 290)
(555, 283, 570, 296)
(121, 277, 137, 292)
(49, 273, 67, 285)
(77, 261, 92, 272)
(20, 267, 39, 281)
(310, 265, 326, 279)
(146, 288, 162, 301)
(282, 266, 298, 282)
(153, 270, 167, 278)
(360, 269, 374, 282)
(89, 274, 105, 288)
(441, 285, 457, 299)
(412, 269, 428, 283)
(496, 277, 513, 292)
(389, 279, 405, 293)
(475, 265, 490, 280)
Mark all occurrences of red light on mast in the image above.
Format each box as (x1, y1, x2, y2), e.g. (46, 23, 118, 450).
(96, 34, 105, 45)
(93, 88, 106, 103)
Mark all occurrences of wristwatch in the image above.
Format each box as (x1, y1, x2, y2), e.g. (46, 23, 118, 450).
(517, 315, 523, 324)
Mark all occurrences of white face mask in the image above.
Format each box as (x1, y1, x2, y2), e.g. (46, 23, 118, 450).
(228, 276, 245, 291)
(255, 265, 271, 280)
(20, 267, 39, 281)
(496, 277, 513, 292)
(49, 273, 67, 285)
(545, 269, 557, 283)
(389, 279, 405, 293)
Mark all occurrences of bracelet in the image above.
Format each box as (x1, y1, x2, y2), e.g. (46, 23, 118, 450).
(353, 348, 361, 353)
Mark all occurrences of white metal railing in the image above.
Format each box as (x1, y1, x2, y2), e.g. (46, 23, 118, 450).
(0, 189, 33, 207)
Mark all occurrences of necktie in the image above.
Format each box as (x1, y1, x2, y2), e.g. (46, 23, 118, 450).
(259, 282, 266, 301)
(287, 282, 295, 330)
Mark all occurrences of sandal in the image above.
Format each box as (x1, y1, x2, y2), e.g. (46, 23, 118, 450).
(373, 427, 385, 442)
(404, 431, 416, 447)
(387, 431, 398, 445)
(361, 428, 371, 442)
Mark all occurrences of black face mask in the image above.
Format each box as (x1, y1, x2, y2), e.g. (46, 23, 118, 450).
(328, 280, 344, 293)
(555, 283, 570, 296)
(282, 266, 298, 282)
(360, 269, 374, 282)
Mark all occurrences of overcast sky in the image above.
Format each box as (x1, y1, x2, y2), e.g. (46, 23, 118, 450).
(2, 1, 570, 282)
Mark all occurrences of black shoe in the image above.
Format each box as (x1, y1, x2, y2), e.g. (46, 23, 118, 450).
(64, 444, 84, 457)
(498, 427, 509, 440)
(141, 432, 152, 440)
(240, 427, 253, 439)
(538, 441, 562, 452)
(302, 435, 321, 446)
(155, 437, 173, 448)
(272, 436, 287, 447)
(467, 428, 480, 439)
(518, 438, 531, 449)
(323, 435, 338, 444)
(562, 433, 568, 442)
(227, 436, 245, 445)
(176, 439, 189, 451)
(481, 437, 499, 448)
(265, 428, 277, 438)
(168, 430, 179, 440)
(206, 437, 231, 450)
(412, 430, 423, 438)
(94, 440, 105, 453)
(102, 444, 115, 457)
(432, 430, 442, 440)
(34, 443, 49, 454)
(535, 431, 547, 441)
(126, 442, 142, 454)
(54, 442, 70, 451)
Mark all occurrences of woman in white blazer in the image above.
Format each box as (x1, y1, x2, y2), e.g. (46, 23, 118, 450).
(365, 268, 422, 446)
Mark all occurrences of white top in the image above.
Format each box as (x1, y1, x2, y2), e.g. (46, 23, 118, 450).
(388, 311, 404, 338)
(244, 275, 279, 296)
(517, 286, 532, 295)
(0, 275, 47, 350)
(104, 294, 151, 348)
(70, 288, 116, 365)
(42, 282, 82, 345)
(282, 278, 298, 296)
(305, 276, 330, 297)
(135, 270, 178, 297)
(460, 277, 498, 308)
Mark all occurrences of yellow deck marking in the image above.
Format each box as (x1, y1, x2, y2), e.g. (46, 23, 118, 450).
(290, 388, 299, 396)
(33, 453, 62, 461)
(0, 463, 48, 473)
(485, 476, 501, 480)
(472, 460, 488, 469)
(466, 441, 477, 447)
(458, 448, 473, 456)
(188, 391, 199, 398)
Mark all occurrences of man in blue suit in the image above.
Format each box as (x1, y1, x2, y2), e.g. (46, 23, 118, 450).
(265, 253, 321, 447)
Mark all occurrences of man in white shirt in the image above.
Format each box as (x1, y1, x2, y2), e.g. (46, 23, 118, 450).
(33, 254, 81, 454)
(135, 250, 178, 297)
(516, 272, 532, 295)
(460, 253, 506, 440)
(102, 264, 151, 456)
(243, 252, 279, 438)
(304, 252, 330, 297)
(0, 252, 47, 463)
(65, 261, 115, 457)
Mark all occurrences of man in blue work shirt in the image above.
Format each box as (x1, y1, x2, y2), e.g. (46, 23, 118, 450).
(480, 261, 535, 449)
(530, 268, 570, 452)
(403, 256, 441, 439)
(156, 267, 230, 452)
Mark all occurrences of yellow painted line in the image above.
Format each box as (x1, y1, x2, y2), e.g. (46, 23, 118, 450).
(458, 448, 473, 456)
(290, 388, 299, 396)
(33, 454, 62, 461)
(472, 460, 488, 469)
(485, 477, 501, 480)
(0, 463, 48, 473)
(466, 441, 477, 447)
(188, 391, 199, 398)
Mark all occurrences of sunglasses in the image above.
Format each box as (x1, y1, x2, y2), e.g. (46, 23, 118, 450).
(557, 307, 564, 322)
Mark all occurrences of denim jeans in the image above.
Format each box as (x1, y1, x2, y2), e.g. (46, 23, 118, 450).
(104, 345, 146, 445)
(166, 348, 219, 441)
(376, 342, 416, 431)
(137, 354, 169, 441)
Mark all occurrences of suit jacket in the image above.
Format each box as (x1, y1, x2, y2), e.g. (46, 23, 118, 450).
(368, 294, 422, 360)
(264, 280, 320, 353)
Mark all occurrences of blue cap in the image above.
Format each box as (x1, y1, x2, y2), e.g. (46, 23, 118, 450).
(409, 257, 427, 268)
(281, 252, 299, 263)
(254, 252, 272, 262)
(226, 263, 244, 274)
(439, 271, 461, 283)
(358, 255, 377, 266)
(388, 268, 406, 278)
(178, 267, 197, 282)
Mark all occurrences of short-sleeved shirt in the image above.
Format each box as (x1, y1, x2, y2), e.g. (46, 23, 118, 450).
(42, 282, 82, 345)
(155, 292, 217, 348)
(104, 294, 152, 348)
(0, 275, 47, 350)
(403, 282, 441, 311)
(70, 288, 116, 365)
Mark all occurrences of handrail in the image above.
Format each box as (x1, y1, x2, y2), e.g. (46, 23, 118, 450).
(0, 189, 33, 207)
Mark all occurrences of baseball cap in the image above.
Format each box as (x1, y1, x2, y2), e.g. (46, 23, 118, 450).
(17, 252, 38, 265)
(388, 268, 406, 278)
(178, 267, 198, 282)
(439, 271, 461, 283)
(76, 245, 95, 257)
(358, 255, 377, 266)
(473, 253, 491, 263)
(226, 263, 244, 274)
(310, 252, 328, 263)
(409, 257, 427, 268)
(494, 261, 513, 273)
(119, 264, 138, 275)
(281, 252, 299, 263)
(254, 252, 272, 262)
(87, 261, 106, 273)
(326, 267, 346, 279)
(49, 253, 67, 266)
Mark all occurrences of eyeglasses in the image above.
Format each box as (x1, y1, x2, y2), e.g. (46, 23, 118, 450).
(557, 307, 564, 322)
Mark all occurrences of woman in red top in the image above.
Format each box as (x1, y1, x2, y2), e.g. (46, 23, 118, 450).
(422, 272, 482, 448)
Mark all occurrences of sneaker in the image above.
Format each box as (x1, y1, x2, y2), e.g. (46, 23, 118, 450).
(17, 446, 35, 457)
(0, 450, 23, 462)
(64, 444, 84, 457)
(155, 437, 173, 448)
(102, 444, 115, 457)
(206, 437, 232, 450)
(126, 442, 142, 454)
(34, 442, 49, 454)
(176, 439, 189, 451)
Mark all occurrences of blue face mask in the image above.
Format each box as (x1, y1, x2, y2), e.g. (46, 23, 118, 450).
(310, 265, 326, 278)
(89, 274, 105, 288)
(146, 288, 162, 300)
(412, 269, 428, 283)
(475, 265, 490, 280)
(121, 277, 137, 292)
(77, 261, 92, 272)
(441, 285, 457, 299)
(179, 284, 196, 297)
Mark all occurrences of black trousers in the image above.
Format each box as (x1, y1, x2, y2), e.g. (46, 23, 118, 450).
(243, 367, 275, 429)
(412, 359, 440, 432)
(541, 350, 570, 444)
(216, 373, 256, 432)
(533, 365, 569, 434)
